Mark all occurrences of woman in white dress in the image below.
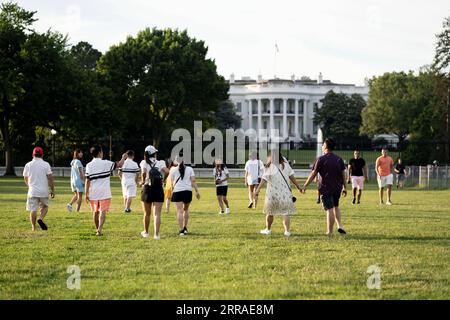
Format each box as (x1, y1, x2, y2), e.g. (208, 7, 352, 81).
(254, 151, 302, 237)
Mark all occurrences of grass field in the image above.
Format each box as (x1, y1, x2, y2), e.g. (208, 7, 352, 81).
(0, 176, 449, 300)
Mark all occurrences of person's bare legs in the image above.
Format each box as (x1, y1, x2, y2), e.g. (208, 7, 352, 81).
(142, 202, 152, 233)
(326, 209, 335, 235)
(30, 211, 37, 231)
(93, 211, 99, 230)
(352, 188, 357, 199)
(125, 197, 133, 211)
(97, 211, 107, 235)
(333, 207, 343, 229)
(248, 185, 255, 205)
(357, 189, 362, 203)
(176, 202, 184, 230)
(153, 202, 163, 237)
(75, 192, 83, 212)
(387, 185, 392, 203)
(379, 187, 384, 204)
(266, 214, 274, 230)
(69, 193, 78, 206)
(223, 196, 229, 209)
(217, 195, 224, 212)
(282, 215, 290, 233)
(183, 203, 190, 230)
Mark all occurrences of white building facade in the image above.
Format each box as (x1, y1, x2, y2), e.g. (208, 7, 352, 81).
(229, 74, 369, 142)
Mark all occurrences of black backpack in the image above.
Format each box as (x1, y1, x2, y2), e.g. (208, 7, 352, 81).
(149, 163, 163, 188)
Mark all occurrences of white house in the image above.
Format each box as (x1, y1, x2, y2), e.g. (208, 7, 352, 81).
(228, 73, 369, 142)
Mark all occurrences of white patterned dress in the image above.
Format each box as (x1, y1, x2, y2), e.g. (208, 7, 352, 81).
(262, 162, 297, 216)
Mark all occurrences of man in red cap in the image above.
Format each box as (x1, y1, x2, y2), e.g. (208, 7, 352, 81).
(23, 147, 55, 231)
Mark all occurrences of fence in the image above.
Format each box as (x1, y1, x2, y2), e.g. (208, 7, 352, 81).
(2, 165, 449, 189)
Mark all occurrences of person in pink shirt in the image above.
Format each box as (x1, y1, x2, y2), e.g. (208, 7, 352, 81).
(375, 148, 394, 205)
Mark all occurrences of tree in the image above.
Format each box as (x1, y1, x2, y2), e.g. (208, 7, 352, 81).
(70, 41, 102, 70)
(360, 72, 423, 149)
(216, 100, 242, 131)
(97, 28, 229, 147)
(433, 16, 450, 74)
(0, 2, 37, 175)
(313, 90, 367, 143)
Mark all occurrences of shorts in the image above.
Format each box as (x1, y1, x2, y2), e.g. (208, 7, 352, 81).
(122, 182, 137, 198)
(171, 190, 193, 204)
(141, 185, 164, 203)
(351, 176, 364, 190)
(246, 176, 261, 186)
(26, 197, 49, 212)
(321, 193, 341, 210)
(71, 180, 84, 193)
(377, 174, 393, 188)
(397, 174, 406, 182)
(89, 199, 111, 213)
(216, 186, 228, 196)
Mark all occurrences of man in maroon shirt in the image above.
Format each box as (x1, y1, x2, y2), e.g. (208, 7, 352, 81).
(301, 138, 347, 235)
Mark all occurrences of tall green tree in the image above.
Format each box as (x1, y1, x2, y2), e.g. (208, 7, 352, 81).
(216, 100, 242, 131)
(70, 41, 102, 70)
(313, 90, 367, 143)
(360, 72, 423, 149)
(97, 28, 229, 147)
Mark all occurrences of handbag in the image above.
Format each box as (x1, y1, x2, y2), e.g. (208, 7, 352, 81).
(276, 165, 297, 203)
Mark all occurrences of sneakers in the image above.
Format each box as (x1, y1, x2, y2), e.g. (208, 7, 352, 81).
(67, 203, 73, 213)
(153, 235, 160, 240)
(218, 211, 224, 215)
(140, 231, 149, 238)
(352, 198, 356, 205)
(179, 230, 186, 236)
(316, 198, 321, 204)
(284, 231, 291, 237)
(248, 202, 253, 209)
(260, 228, 271, 235)
(386, 200, 392, 206)
(183, 227, 188, 235)
(124, 208, 132, 213)
(338, 228, 347, 235)
(225, 208, 231, 214)
(379, 201, 384, 205)
(37, 219, 48, 230)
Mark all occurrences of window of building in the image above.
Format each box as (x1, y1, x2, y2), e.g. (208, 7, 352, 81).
(236, 102, 242, 113)
(263, 121, 268, 129)
(299, 101, 304, 114)
(275, 100, 282, 113)
(288, 120, 293, 135)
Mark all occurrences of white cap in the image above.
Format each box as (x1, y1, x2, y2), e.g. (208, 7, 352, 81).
(145, 145, 158, 155)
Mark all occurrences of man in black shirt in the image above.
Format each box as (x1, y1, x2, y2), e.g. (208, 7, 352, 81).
(348, 150, 368, 204)
(394, 158, 407, 189)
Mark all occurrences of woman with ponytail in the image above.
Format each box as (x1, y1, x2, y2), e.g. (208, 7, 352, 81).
(170, 155, 200, 236)
(139, 145, 169, 240)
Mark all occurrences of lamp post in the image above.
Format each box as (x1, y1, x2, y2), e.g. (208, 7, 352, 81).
(50, 129, 57, 167)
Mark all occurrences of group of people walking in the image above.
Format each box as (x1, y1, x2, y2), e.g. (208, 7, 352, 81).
(22, 139, 406, 238)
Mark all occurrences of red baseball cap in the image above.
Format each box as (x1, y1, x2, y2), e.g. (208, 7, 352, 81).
(32, 147, 44, 156)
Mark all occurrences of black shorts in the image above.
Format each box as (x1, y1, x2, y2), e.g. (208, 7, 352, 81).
(141, 185, 164, 203)
(216, 186, 228, 196)
(171, 191, 192, 204)
(321, 193, 341, 210)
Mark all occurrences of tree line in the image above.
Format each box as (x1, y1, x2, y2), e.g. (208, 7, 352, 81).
(0, 2, 240, 175)
(314, 17, 450, 165)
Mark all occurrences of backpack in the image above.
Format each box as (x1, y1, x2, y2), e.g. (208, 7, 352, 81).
(149, 162, 163, 188)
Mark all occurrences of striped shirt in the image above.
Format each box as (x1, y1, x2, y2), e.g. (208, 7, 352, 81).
(86, 158, 116, 200)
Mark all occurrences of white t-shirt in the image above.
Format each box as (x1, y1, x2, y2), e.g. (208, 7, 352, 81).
(86, 158, 115, 200)
(140, 159, 166, 186)
(119, 158, 140, 186)
(172, 166, 195, 193)
(213, 166, 229, 186)
(23, 158, 53, 198)
(245, 159, 264, 185)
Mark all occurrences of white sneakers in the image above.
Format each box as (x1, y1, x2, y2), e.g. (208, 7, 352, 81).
(140, 231, 149, 238)
(225, 208, 231, 214)
(386, 200, 393, 205)
(66, 203, 73, 213)
(153, 235, 160, 241)
(260, 229, 291, 237)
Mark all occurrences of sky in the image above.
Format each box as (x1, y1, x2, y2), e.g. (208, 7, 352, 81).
(15, 0, 450, 85)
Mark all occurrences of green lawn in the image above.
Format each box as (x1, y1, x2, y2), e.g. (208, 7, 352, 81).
(0, 177, 449, 300)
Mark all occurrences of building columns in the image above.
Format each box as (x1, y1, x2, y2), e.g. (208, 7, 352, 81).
(248, 99, 252, 129)
(294, 99, 299, 140)
(269, 98, 275, 135)
(257, 99, 262, 134)
(282, 99, 288, 139)
(303, 99, 308, 136)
